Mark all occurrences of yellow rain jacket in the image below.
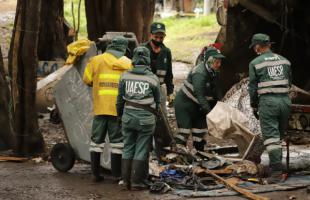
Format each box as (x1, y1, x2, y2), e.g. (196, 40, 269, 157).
(83, 52, 132, 116)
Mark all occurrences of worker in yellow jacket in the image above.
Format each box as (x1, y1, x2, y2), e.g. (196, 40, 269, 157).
(83, 36, 132, 182)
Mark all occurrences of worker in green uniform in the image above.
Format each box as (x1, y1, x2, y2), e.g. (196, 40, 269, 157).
(248, 33, 292, 183)
(116, 46, 161, 190)
(83, 36, 132, 182)
(142, 22, 174, 113)
(174, 47, 225, 151)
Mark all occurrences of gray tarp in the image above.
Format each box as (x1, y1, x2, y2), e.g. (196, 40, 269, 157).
(173, 175, 310, 197)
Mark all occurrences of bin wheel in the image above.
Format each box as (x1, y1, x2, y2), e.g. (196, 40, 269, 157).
(50, 143, 75, 172)
(49, 108, 61, 124)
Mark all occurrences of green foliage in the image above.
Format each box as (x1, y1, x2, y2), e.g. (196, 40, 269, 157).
(158, 14, 219, 63)
(64, 0, 87, 38)
(63, 1, 219, 63)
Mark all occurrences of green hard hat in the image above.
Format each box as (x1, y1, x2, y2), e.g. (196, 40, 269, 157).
(132, 46, 151, 66)
(150, 22, 166, 34)
(249, 33, 274, 48)
(106, 36, 128, 57)
(204, 47, 225, 60)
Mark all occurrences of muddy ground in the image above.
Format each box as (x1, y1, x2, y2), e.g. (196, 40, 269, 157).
(1, 1, 310, 200)
(1, 161, 309, 200)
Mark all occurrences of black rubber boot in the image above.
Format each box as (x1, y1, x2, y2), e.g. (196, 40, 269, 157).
(121, 159, 132, 190)
(267, 163, 286, 184)
(131, 160, 150, 190)
(90, 152, 104, 182)
(193, 139, 206, 151)
(111, 153, 122, 179)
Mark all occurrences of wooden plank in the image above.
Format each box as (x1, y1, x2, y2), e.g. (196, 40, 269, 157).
(205, 168, 270, 200)
(193, 166, 233, 175)
(0, 156, 28, 162)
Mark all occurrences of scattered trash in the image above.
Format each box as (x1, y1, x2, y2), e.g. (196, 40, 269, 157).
(150, 182, 171, 194)
(201, 157, 222, 169)
(207, 101, 263, 163)
(32, 157, 44, 164)
(226, 160, 258, 175)
(288, 195, 296, 200)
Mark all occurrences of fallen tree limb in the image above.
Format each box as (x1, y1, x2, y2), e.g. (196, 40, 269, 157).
(205, 168, 269, 200)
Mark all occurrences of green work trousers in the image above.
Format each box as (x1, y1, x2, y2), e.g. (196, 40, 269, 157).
(121, 110, 156, 161)
(258, 94, 291, 169)
(90, 115, 122, 152)
(174, 91, 207, 145)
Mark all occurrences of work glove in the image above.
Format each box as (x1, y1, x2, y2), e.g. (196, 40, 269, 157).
(252, 108, 259, 120)
(167, 94, 175, 107)
(250, 102, 258, 109)
(200, 105, 210, 115)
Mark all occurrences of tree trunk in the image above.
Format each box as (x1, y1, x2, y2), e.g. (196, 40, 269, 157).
(8, 0, 45, 155)
(38, 0, 67, 61)
(0, 45, 15, 150)
(85, 0, 155, 42)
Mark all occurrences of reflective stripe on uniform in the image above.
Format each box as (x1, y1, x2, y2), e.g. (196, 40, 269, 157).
(122, 73, 158, 86)
(178, 128, 191, 134)
(84, 68, 92, 82)
(191, 128, 207, 134)
(89, 146, 103, 152)
(264, 138, 280, 146)
(110, 143, 124, 149)
(99, 74, 121, 80)
(254, 60, 291, 70)
(258, 79, 289, 88)
(175, 134, 187, 142)
(90, 141, 105, 148)
(124, 97, 155, 105)
(98, 89, 118, 96)
(192, 136, 203, 142)
(89, 141, 105, 153)
(181, 85, 199, 104)
(184, 80, 194, 90)
(266, 144, 282, 152)
(111, 148, 123, 154)
(183, 81, 215, 102)
(257, 87, 289, 95)
(156, 70, 166, 76)
(125, 105, 143, 111)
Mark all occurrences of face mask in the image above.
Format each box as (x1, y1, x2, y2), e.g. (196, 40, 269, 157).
(151, 39, 162, 47)
(254, 45, 262, 55)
